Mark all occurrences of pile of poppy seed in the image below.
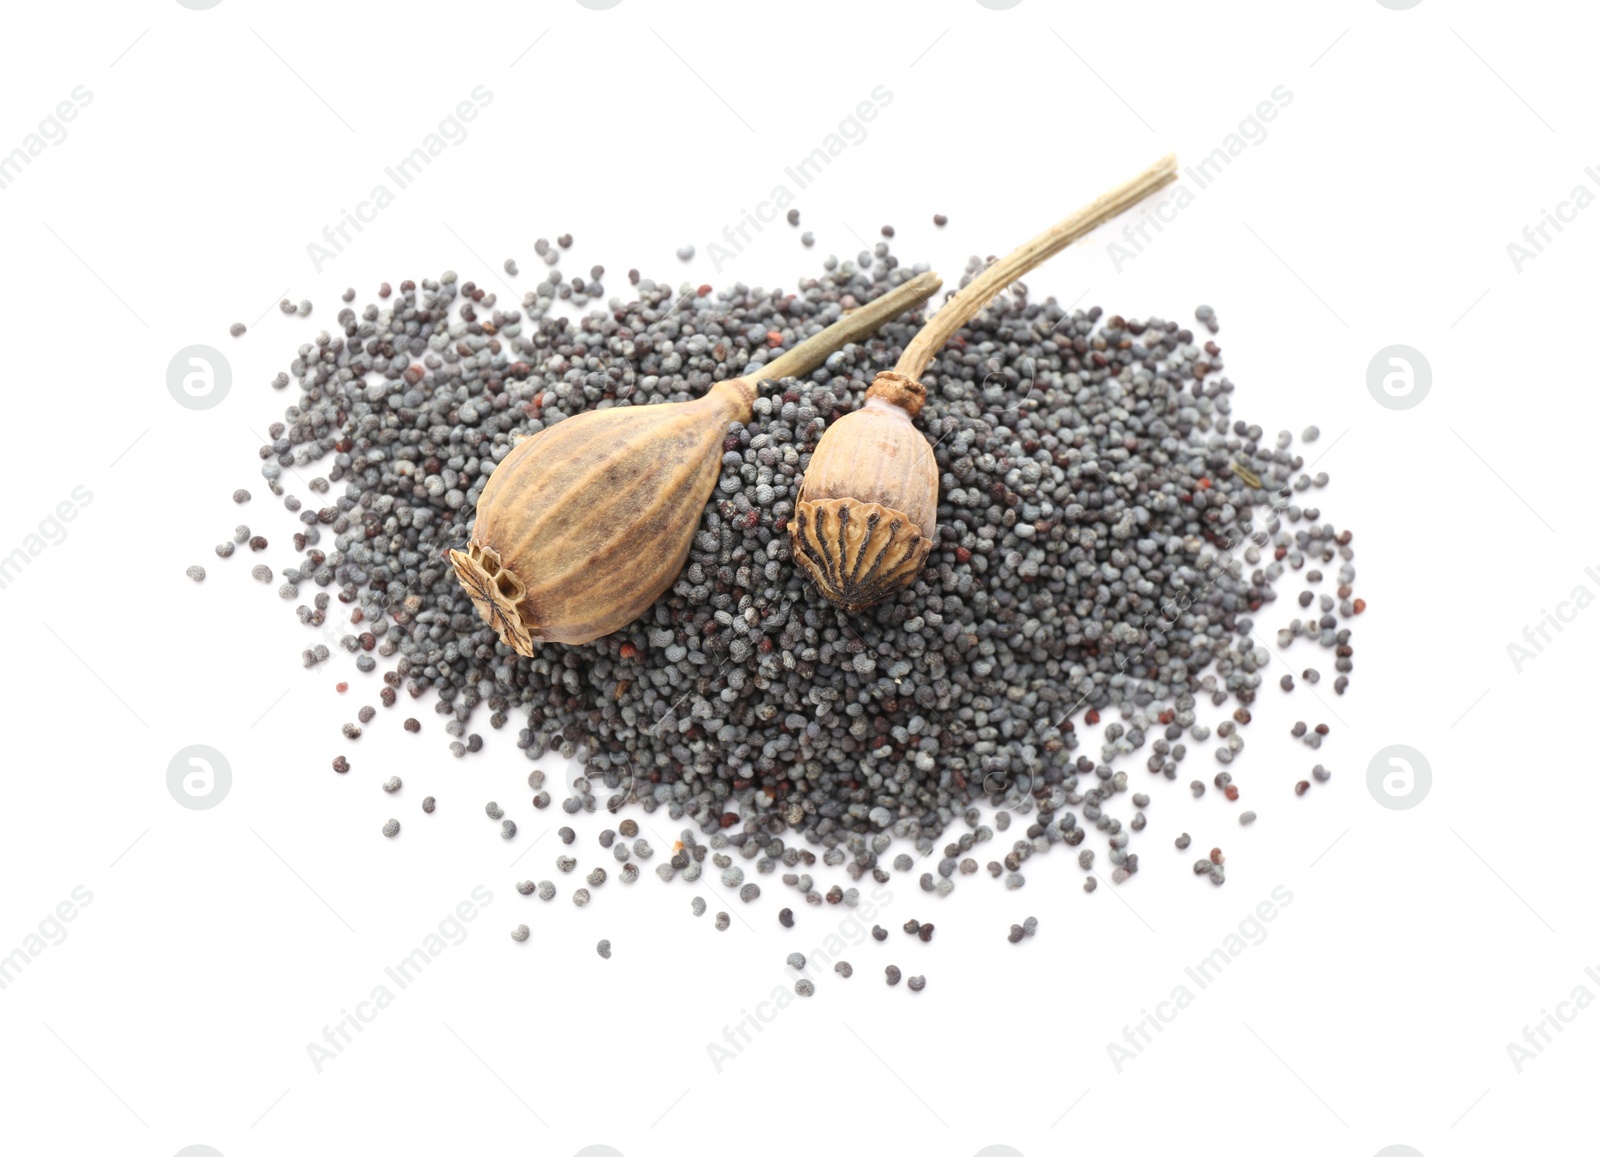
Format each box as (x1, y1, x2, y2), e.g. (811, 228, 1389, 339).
(205, 233, 1361, 909)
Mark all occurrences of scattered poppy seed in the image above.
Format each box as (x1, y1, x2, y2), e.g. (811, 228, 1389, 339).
(382, 819, 399, 838)
(597, 939, 611, 959)
(511, 925, 529, 942)
(209, 253, 1363, 936)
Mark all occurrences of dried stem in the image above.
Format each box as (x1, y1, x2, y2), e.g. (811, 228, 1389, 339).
(895, 154, 1178, 379)
(726, 269, 943, 409)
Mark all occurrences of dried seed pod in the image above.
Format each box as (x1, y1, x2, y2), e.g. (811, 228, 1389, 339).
(790, 372, 936, 611)
(793, 155, 1178, 610)
(451, 271, 941, 650)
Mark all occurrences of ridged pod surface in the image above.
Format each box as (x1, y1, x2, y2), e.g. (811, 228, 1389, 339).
(792, 373, 937, 611)
(450, 378, 751, 650)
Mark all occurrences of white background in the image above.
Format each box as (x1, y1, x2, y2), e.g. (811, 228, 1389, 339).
(0, 2, 1594, 1155)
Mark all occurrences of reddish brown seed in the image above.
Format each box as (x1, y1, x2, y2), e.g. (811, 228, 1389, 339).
(332, 756, 349, 773)
(336, 682, 348, 693)
(1086, 709, 1100, 725)
(1353, 598, 1366, 614)
(379, 282, 392, 297)
(1233, 707, 1252, 725)
(1224, 784, 1240, 801)
(1210, 848, 1224, 865)
(1314, 723, 1329, 735)
(1295, 781, 1310, 796)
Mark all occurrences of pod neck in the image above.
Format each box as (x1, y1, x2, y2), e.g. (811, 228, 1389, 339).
(863, 371, 925, 418)
(709, 376, 756, 422)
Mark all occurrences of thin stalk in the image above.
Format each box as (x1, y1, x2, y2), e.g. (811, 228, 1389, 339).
(895, 154, 1177, 379)
(727, 270, 943, 409)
